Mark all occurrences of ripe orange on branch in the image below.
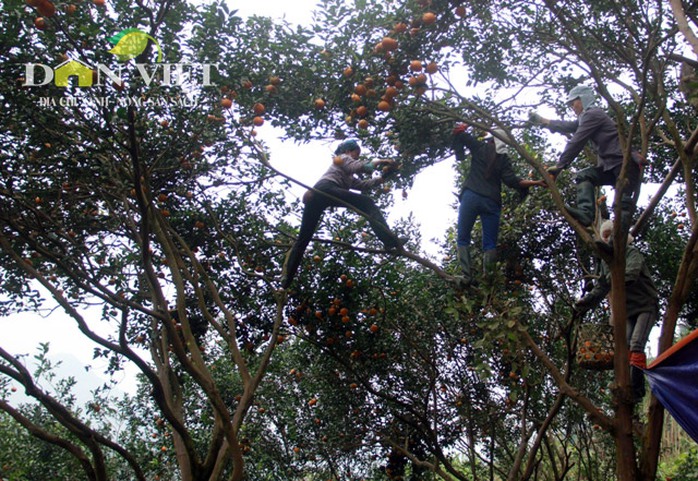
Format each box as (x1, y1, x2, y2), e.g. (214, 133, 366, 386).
(36, 0, 56, 17)
(409, 60, 423, 72)
(422, 12, 437, 25)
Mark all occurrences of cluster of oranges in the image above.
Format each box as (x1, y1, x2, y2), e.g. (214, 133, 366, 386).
(29, 0, 105, 30)
(343, 8, 445, 132)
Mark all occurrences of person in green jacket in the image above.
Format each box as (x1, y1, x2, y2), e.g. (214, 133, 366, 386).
(574, 219, 659, 404)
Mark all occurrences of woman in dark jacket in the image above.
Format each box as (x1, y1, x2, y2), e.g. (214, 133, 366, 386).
(452, 123, 543, 286)
(281, 139, 402, 289)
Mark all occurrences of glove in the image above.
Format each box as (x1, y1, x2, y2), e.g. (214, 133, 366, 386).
(546, 165, 563, 179)
(528, 112, 546, 126)
(452, 123, 468, 136)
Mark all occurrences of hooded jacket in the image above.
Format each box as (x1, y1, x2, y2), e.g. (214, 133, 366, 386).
(581, 245, 659, 317)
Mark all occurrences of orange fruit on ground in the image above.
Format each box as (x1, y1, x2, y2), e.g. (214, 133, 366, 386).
(221, 98, 233, 109)
(253, 102, 266, 115)
(422, 12, 436, 25)
(409, 60, 423, 72)
(252, 116, 264, 126)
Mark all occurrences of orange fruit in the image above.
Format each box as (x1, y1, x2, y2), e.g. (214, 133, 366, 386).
(425, 61, 438, 74)
(377, 100, 391, 112)
(252, 116, 264, 126)
(422, 12, 436, 25)
(314, 98, 325, 109)
(253, 102, 266, 115)
(355, 105, 368, 117)
(34, 17, 47, 30)
(354, 84, 367, 96)
(393, 22, 408, 33)
(369, 324, 379, 333)
(221, 98, 233, 109)
(269, 75, 281, 85)
(455, 5, 466, 17)
(382, 37, 398, 51)
(37, 0, 56, 16)
(410, 60, 423, 72)
(357, 119, 369, 129)
(92, 0, 105, 6)
(343, 66, 354, 77)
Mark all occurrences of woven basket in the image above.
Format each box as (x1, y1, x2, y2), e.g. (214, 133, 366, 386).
(576, 323, 614, 371)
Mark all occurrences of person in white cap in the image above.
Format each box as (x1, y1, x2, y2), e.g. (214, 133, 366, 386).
(451, 124, 545, 287)
(575, 219, 659, 404)
(529, 85, 644, 234)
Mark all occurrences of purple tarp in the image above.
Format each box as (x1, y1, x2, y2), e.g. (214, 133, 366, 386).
(645, 329, 698, 443)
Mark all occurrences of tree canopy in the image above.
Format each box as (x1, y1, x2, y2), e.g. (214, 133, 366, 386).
(1, 0, 697, 480)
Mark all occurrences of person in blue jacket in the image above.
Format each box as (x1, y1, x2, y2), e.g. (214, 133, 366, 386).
(452, 124, 544, 286)
(281, 139, 403, 289)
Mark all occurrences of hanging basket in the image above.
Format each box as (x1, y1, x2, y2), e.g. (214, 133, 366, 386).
(576, 323, 614, 371)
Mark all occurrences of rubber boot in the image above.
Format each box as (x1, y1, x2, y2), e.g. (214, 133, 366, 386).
(566, 181, 595, 227)
(482, 249, 497, 281)
(457, 245, 476, 287)
(630, 351, 647, 405)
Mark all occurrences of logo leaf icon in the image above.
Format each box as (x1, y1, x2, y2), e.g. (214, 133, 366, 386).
(107, 29, 162, 62)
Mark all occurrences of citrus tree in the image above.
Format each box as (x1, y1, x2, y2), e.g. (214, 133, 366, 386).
(2, 0, 698, 481)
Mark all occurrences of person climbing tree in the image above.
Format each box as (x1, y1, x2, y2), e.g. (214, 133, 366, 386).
(280, 139, 404, 289)
(528, 85, 645, 238)
(574, 219, 659, 405)
(452, 123, 545, 287)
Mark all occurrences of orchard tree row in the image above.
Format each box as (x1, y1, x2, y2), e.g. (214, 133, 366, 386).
(0, 0, 697, 481)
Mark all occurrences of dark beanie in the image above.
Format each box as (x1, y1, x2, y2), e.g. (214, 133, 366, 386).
(334, 139, 360, 155)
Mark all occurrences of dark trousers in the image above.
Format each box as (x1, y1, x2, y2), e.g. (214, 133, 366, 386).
(575, 161, 642, 215)
(282, 181, 397, 288)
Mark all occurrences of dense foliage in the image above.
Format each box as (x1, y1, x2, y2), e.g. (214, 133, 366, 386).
(1, 0, 697, 480)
